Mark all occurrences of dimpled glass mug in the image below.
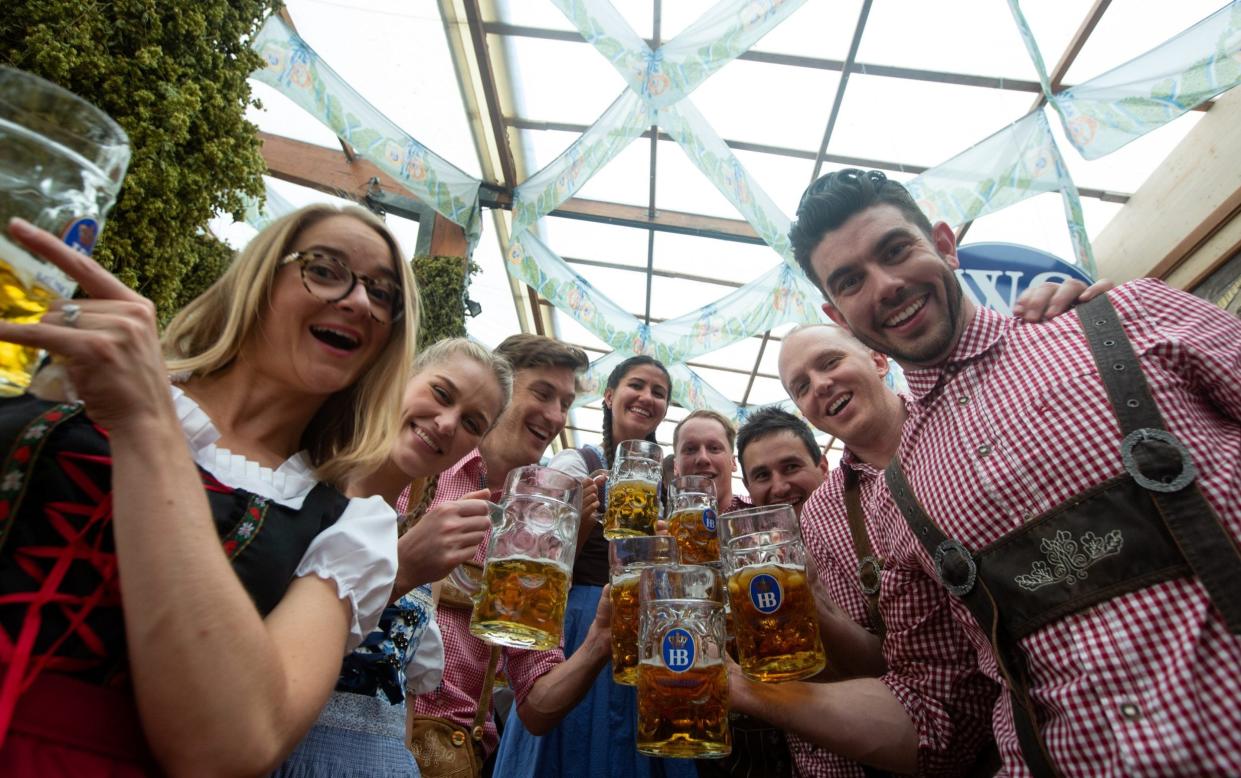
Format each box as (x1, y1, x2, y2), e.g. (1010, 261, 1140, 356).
(719, 504, 826, 683)
(635, 563, 730, 759)
(602, 439, 663, 539)
(608, 534, 679, 685)
(0, 66, 130, 395)
(469, 465, 581, 650)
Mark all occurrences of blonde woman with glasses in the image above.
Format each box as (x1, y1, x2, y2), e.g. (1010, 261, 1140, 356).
(0, 205, 416, 777)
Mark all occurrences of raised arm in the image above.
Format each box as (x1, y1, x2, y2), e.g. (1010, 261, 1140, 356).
(0, 219, 363, 774)
(514, 584, 613, 735)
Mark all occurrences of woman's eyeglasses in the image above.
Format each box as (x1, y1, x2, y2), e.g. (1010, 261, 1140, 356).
(280, 250, 403, 324)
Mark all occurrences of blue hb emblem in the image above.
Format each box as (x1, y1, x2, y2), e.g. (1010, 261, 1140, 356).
(661, 627, 695, 673)
(61, 218, 99, 255)
(749, 573, 782, 614)
(701, 509, 717, 533)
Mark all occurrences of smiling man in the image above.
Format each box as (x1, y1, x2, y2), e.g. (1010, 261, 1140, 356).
(776, 168, 1241, 776)
(408, 334, 618, 769)
(672, 409, 749, 513)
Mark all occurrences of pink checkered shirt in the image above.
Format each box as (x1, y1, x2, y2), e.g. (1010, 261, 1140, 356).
(407, 448, 564, 756)
(795, 451, 996, 777)
(877, 279, 1241, 776)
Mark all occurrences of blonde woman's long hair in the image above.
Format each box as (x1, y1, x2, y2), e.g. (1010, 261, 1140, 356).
(163, 203, 420, 487)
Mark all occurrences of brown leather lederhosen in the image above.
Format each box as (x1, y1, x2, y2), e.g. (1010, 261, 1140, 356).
(884, 296, 1241, 778)
(842, 467, 885, 639)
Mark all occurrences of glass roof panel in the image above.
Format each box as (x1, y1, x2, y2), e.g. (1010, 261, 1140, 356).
(745, 375, 793, 408)
(286, 0, 482, 177)
(693, 337, 762, 373)
(499, 36, 630, 127)
(552, 313, 612, 353)
(1063, 0, 1230, 85)
(1046, 107, 1202, 195)
(733, 149, 817, 221)
(827, 75, 1036, 167)
(649, 275, 727, 320)
(690, 59, 840, 150)
(464, 215, 522, 348)
(856, 0, 1043, 82)
(563, 262, 650, 322)
(653, 138, 751, 219)
(246, 82, 341, 149)
(653, 231, 781, 287)
(541, 216, 652, 269)
(659, 0, 719, 41)
(572, 136, 653, 208)
(489, 0, 576, 31)
(750, 0, 866, 61)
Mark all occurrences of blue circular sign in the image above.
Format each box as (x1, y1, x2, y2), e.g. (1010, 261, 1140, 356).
(749, 573, 783, 614)
(661, 627, 695, 673)
(701, 508, 717, 533)
(61, 218, 100, 256)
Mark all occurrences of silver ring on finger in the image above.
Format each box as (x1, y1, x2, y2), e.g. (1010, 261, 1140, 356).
(62, 303, 82, 328)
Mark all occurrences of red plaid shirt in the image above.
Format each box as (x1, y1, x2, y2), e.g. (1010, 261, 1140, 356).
(407, 449, 564, 756)
(877, 279, 1241, 776)
(796, 450, 996, 777)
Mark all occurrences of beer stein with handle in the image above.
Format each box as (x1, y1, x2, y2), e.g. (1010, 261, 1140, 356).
(635, 564, 730, 759)
(602, 439, 663, 539)
(469, 465, 581, 650)
(608, 535, 679, 685)
(666, 474, 719, 564)
(719, 504, 826, 682)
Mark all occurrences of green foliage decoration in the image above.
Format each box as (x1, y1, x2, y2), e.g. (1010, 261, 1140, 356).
(412, 254, 476, 348)
(1, 0, 277, 320)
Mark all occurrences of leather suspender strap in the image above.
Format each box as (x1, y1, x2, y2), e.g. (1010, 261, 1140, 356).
(470, 646, 501, 743)
(886, 460, 1060, 778)
(1075, 296, 1241, 634)
(842, 467, 885, 639)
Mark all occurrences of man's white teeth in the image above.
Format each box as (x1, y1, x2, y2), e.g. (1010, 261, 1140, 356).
(828, 393, 851, 416)
(885, 296, 927, 327)
(527, 424, 548, 441)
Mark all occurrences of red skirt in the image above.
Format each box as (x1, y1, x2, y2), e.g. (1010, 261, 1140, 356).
(0, 670, 159, 776)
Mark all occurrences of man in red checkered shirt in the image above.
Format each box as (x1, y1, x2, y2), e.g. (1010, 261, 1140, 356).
(409, 334, 613, 761)
(771, 168, 1241, 776)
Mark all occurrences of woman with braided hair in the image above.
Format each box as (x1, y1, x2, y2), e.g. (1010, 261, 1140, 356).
(493, 355, 697, 778)
(274, 337, 512, 777)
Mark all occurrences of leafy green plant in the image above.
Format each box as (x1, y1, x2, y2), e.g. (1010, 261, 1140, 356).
(413, 255, 476, 347)
(1, 0, 276, 320)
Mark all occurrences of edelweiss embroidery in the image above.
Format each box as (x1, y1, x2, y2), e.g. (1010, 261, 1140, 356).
(1014, 529, 1124, 591)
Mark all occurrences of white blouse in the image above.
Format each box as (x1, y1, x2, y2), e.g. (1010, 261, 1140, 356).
(170, 385, 398, 649)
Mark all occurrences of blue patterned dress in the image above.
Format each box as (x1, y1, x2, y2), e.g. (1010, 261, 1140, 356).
(272, 585, 437, 777)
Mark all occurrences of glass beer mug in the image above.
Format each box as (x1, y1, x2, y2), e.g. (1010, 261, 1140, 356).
(469, 465, 580, 650)
(636, 564, 730, 759)
(602, 439, 662, 540)
(608, 535, 679, 685)
(719, 504, 826, 683)
(666, 474, 719, 564)
(0, 66, 130, 395)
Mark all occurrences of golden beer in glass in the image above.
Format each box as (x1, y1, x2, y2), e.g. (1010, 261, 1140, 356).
(602, 440, 663, 539)
(0, 67, 129, 394)
(471, 555, 573, 650)
(666, 474, 719, 564)
(636, 565, 730, 759)
(720, 505, 825, 683)
(470, 465, 580, 650)
(608, 535, 678, 685)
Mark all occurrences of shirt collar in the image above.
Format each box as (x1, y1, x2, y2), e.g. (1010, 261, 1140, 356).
(444, 447, 487, 485)
(903, 306, 1010, 403)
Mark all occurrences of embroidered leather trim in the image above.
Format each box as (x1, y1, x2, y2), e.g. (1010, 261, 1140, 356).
(1014, 529, 1124, 592)
(221, 496, 270, 559)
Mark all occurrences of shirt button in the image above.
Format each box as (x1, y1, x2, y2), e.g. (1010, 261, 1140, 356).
(977, 444, 991, 458)
(1119, 702, 1142, 722)
(958, 395, 970, 405)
